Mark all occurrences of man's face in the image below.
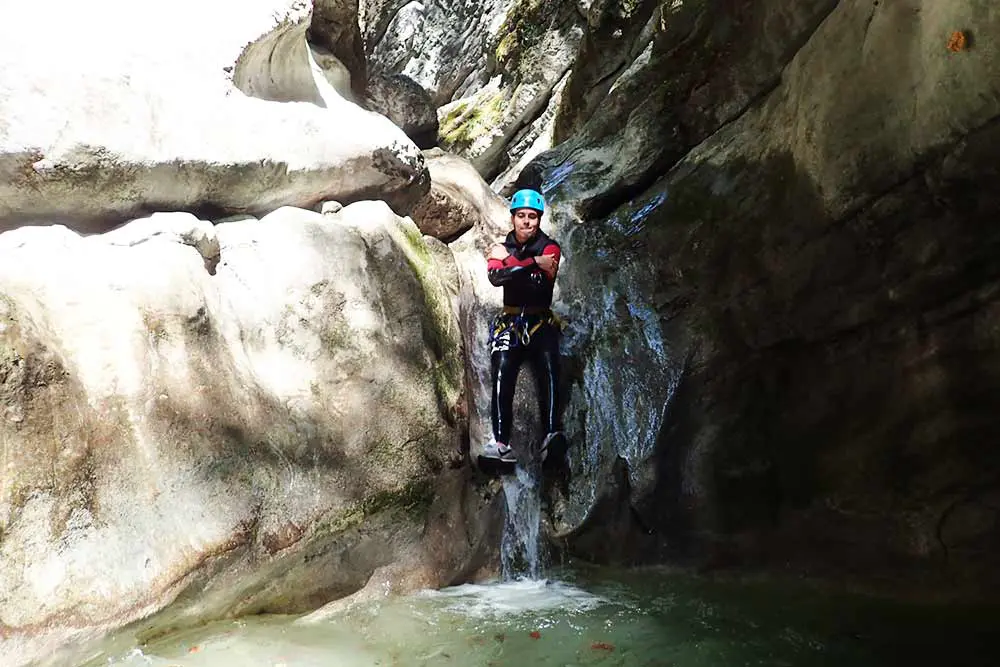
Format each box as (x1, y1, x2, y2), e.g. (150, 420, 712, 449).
(512, 208, 541, 244)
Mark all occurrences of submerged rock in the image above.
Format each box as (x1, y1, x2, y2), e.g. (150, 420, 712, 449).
(0, 202, 497, 667)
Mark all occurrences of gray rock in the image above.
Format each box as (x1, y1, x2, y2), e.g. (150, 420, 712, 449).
(0, 202, 493, 667)
(365, 0, 510, 106)
(410, 149, 509, 241)
(526, 0, 1000, 590)
(321, 200, 345, 214)
(308, 0, 369, 98)
(366, 73, 440, 148)
(435, 0, 585, 182)
(363, 0, 586, 184)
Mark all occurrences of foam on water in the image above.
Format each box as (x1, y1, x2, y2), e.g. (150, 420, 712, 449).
(418, 578, 606, 618)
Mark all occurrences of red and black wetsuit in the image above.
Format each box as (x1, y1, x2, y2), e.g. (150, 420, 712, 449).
(486, 230, 562, 447)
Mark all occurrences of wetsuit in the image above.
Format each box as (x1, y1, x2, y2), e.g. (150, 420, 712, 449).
(486, 229, 562, 447)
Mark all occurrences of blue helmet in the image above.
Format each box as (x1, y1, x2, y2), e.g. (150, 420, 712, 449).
(509, 189, 545, 215)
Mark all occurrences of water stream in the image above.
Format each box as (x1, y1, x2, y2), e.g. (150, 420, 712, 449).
(500, 465, 546, 580)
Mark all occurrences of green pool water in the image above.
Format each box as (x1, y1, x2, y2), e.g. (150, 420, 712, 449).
(87, 565, 999, 667)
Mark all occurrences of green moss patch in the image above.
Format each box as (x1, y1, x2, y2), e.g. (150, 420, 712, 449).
(314, 480, 435, 538)
(439, 92, 508, 154)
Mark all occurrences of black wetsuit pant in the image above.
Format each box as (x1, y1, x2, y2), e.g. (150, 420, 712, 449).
(489, 313, 560, 446)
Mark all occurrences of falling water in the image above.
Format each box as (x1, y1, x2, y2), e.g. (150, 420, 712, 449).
(500, 465, 544, 580)
(497, 363, 551, 581)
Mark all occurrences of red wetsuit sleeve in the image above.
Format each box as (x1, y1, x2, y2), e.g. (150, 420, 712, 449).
(488, 255, 536, 270)
(503, 255, 536, 268)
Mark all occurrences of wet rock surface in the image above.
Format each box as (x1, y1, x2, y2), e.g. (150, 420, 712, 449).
(525, 0, 1000, 593)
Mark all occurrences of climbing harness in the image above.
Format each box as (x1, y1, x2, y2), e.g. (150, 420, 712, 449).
(489, 306, 563, 353)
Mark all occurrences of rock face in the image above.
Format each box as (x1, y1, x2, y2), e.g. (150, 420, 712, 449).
(0, 202, 498, 667)
(436, 0, 584, 181)
(365, 0, 584, 184)
(0, 0, 427, 234)
(526, 0, 1000, 590)
(364, 0, 512, 106)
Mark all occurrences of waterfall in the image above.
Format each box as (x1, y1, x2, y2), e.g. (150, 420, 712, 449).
(496, 363, 550, 581)
(500, 466, 545, 580)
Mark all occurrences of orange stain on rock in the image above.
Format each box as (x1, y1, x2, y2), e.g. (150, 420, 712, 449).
(947, 31, 968, 52)
(591, 642, 615, 651)
(529, 631, 541, 640)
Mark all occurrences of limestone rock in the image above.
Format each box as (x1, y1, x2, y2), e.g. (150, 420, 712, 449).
(0, 201, 488, 667)
(532, 0, 841, 216)
(0, 0, 427, 234)
(410, 149, 509, 241)
(321, 200, 345, 215)
(100, 211, 221, 271)
(364, 0, 513, 106)
(436, 0, 585, 181)
(366, 73, 440, 149)
(529, 0, 1000, 588)
(308, 0, 369, 98)
(363, 0, 585, 184)
(490, 71, 570, 192)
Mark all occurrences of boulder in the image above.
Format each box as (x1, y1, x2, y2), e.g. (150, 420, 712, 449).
(410, 149, 509, 241)
(0, 201, 494, 667)
(0, 0, 427, 234)
(366, 73, 440, 148)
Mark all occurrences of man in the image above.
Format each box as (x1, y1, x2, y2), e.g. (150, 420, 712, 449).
(480, 188, 567, 465)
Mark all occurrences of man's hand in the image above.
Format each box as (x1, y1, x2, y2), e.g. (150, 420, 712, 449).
(488, 244, 509, 261)
(535, 253, 558, 280)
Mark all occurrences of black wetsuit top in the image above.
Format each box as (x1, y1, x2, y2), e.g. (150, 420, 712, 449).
(486, 230, 561, 309)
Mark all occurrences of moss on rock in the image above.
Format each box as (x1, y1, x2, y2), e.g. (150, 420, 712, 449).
(390, 217, 464, 419)
(314, 479, 435, 538)
(439, 91, 508, 154)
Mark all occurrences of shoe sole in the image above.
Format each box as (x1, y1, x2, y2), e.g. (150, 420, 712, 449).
(477, 454, 517, 474)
